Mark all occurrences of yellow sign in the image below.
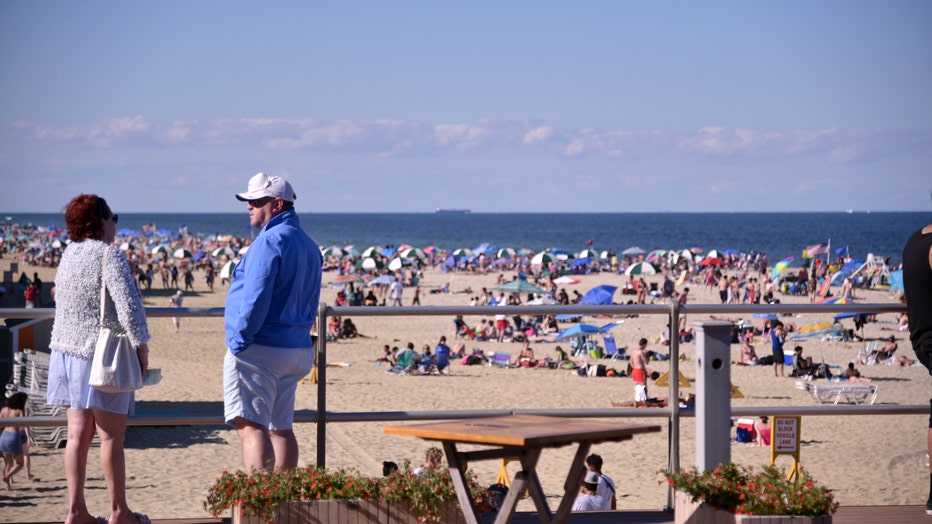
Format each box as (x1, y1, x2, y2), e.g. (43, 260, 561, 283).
(770, 416, 802, 481)
(654, 370, 692, 387)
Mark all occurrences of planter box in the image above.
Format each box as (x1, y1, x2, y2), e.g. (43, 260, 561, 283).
(233, 499, 467, 524)
(675, 490, 832, 524)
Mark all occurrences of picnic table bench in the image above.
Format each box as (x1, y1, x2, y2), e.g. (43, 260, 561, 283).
(385, 414, 660, 524)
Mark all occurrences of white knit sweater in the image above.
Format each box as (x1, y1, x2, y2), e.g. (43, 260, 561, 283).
(50, 240, 150, 360)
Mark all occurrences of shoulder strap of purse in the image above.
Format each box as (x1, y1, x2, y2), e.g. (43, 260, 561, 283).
(99, 247, 109, 327)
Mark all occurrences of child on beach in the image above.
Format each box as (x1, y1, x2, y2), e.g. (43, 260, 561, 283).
(1, 392, 30, 489)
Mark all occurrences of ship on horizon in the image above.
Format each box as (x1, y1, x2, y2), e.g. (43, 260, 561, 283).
(435, 208, 470, 214)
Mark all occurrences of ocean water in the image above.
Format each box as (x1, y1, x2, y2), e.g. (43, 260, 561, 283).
(4, 212, 927, 265)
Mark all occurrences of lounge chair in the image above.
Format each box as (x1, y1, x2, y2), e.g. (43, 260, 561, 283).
(602, 336, 628, 361)
(798, 381, 878, 405)
(488, 352, 511, 369)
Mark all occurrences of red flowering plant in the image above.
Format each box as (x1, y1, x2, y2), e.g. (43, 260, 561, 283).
(660, 463, 839, 517)
(204, 462, 489, 523)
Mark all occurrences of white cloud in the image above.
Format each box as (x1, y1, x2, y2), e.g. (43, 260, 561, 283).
(523, 126, 553, 145)
(433, 123, 489, 149)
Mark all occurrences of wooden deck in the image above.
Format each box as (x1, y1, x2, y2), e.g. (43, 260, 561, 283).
(14, 505, 930, 523)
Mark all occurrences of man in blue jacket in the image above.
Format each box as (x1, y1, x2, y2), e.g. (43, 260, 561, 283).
(224, 172, 322, 472)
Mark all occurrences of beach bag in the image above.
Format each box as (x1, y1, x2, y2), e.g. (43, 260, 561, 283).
(89, 250, 144, 394)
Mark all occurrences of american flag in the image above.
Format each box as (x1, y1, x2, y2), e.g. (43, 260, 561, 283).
(804, 242, 829, 257)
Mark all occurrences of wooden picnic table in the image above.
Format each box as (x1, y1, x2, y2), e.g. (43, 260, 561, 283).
(384, 414, 661, 524)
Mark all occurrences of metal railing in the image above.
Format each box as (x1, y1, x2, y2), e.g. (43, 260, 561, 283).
(0, 299, 919, 508)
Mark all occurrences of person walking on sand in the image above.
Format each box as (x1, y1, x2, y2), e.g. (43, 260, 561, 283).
(902, 207, 932, 515)
(168, 290, 183, 333)
(224, 173, 322, 472)
(1, 392, 30, 490)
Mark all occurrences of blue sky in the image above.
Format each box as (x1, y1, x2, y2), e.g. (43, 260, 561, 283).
(1, 1, 930, 214)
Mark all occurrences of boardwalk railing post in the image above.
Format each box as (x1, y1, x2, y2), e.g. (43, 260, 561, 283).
(694, 320, 733, 471)
(316, 301, 328, 468)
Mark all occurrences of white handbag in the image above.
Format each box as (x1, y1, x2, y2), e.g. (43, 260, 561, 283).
(88, 250, 144, 393)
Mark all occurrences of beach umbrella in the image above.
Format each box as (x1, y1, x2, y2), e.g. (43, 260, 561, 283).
(493, 279, 548, 294)
(624, 262, 658, 276)
(321, 246, 345, 258)
(212, 246, 235, 257)
(552, 275, 581, 285)
(599, 250, 614, 260)
(343, 246, 360, 258)
(173, 248, 193, 259)
(358, 257, 383, 270)
(238, 245, 250, 255)
(399, 247, 425, 259)
(333, 273, 366, 284)
(517, 247, 535, 256)
(155, 228, 173, 236)
(119, 242, 136, 251)
(368, 275, 396, 286)
(570, 257, 593, 269)
(117, 228, 139, 236)
(525, 296, 558, 305)
(554, 324, 610, 341)
(579, 285, 617, 305)
(771, 256, 795, 280)
(423, 245, 440, 254)
(752, 313, 779, 321)
(646, 250, 667, 263)
(815, 296, 851, 305)
(700, 258, 725, 267)
(452, 248, 473, 258)
(530, 252, 553, 266)
(151, 245, 171, 256)
(193, 250, 206, 262)
(577, 249, 599, 259)
(51, 239, 64, 248)
(473, 242, 492, 256)
(219, 260, 236, 280)
(705, 249, 722, 260)
(361, 246, 383, 258)
(381, 247, 397, 258)
(387, 257, 408, 271)
(496, 247, 517, 259)
(621, 246, 647, 256)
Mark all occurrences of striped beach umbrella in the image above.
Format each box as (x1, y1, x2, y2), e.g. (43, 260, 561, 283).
(173, 248, 193, 259)
(624, 262, 658, 275)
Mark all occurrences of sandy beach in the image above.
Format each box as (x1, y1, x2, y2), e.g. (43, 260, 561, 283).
(0, 257, 925, 521)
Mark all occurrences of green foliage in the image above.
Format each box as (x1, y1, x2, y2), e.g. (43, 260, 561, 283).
(204, 462, 489, 523)
(660, 463, 839, 517)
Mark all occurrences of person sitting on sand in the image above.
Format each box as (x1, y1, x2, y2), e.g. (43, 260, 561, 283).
(341, 317, 359, 338)
(512, 341, 537, 368)
(792, 346, 814, 377)
(740, 338, 759, 365)
(876, 335, 898, 361)
(844, 362, 871, 382)
(754, 416, 771, 447)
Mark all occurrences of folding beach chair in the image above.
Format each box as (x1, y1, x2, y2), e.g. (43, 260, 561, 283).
(602, 336, 628, 361)
(488, 352, 512, 369)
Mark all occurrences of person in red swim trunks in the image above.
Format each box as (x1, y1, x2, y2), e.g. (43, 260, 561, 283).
(629, 338, 653, 407)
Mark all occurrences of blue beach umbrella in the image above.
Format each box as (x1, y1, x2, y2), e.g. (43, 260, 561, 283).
(579, 285, 617, 305)
(553, 323, 619, 341)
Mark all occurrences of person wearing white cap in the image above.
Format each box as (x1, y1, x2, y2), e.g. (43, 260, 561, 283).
(571, 470, 610, 511)
(224, 172, 322, 472)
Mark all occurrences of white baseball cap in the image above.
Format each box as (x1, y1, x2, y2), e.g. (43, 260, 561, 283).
(235, 172, 297, 202)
